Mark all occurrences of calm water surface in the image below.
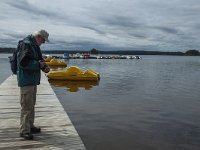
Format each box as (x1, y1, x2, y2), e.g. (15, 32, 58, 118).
(1, 55, 200, 150)
(51, 56, 200, 150)
(0, 57, 11, 83)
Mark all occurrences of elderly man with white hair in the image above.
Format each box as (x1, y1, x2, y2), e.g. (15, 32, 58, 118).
(17, 29, 50, 140)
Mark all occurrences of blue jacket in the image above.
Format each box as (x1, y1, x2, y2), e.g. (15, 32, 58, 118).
(17, 35, 43, 87)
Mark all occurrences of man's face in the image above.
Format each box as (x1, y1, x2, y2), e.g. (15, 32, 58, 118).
(36, 35, 45, 46)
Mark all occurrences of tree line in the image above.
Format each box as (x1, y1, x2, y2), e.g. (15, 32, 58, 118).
(0, 48, 15, 53)
(0, 47, 199, 56)
(90, 48, 200, 56)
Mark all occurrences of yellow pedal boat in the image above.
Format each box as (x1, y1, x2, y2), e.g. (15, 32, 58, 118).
(44, 56, 52, 62)
(45, 58, 67, 67)
(47, 66, 100, 81)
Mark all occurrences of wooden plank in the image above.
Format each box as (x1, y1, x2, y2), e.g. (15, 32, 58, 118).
(0, 73, 86, 150)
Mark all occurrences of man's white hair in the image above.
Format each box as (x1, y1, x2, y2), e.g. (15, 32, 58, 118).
(33, 29, 49, 42)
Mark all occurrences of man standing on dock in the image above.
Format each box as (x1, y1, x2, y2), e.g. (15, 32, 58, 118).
(17, 30, 50, 140)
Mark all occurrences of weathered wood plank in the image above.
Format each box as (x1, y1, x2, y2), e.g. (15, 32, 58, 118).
(0, 73, 86, 150)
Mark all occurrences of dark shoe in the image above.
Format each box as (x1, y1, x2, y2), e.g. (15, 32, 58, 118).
(20, 133, 34, 140)
(31, 127, 41, 134)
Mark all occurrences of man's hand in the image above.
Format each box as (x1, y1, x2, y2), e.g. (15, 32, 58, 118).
(39, 61, 50, 73)
(42, 66, 50, 73)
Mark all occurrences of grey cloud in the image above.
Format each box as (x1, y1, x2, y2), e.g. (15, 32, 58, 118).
(100, 15, 142, 29)
(1, 0, 200, 51)
(81, 26, 107, 35)
(128, 33, 147, 39)
(5, 0, 67, 21)
(0, 38, 18, 47)
(153, 26, 179, 34)
(4, 32, 26, 39)
(51, 39, 110, 50)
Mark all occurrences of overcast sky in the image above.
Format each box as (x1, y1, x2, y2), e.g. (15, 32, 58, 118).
(0, 0, 200, 51)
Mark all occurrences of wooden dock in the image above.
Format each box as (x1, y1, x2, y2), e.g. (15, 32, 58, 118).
(0, 73, 86, 150)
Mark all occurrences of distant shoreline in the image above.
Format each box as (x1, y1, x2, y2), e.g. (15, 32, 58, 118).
(0, 48, 199, 56)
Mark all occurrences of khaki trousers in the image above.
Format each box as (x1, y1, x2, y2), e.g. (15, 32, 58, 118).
(20, 85, 37, 134)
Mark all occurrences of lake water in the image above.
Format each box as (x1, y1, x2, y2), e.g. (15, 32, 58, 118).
(1, 55, 200, 150)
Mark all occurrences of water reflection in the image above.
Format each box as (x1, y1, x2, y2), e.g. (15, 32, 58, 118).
(48, 79, 99, 92)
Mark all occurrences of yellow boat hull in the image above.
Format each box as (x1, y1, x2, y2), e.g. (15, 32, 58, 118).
(44, 57, 52, 62)
(47, 66, 100, 81)
(45, 58, 67, 66)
